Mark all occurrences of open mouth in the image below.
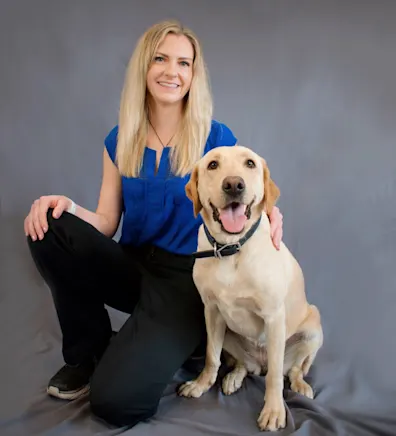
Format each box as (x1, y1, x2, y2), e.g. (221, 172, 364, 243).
(210, 200, 253, 234)
(157, 82, 180, 89)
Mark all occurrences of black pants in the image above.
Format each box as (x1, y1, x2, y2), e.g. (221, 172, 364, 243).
(27, 210, 206, 427)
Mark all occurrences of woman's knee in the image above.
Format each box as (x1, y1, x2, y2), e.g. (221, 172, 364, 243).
(26, 211, 54, 263)
(27, 209, 63, 249)
(89, 373, 159, 427)
(26, 209, 77, 282)
(27, 208, 81, 256)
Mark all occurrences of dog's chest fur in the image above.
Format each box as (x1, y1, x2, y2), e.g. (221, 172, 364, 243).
(193, 242, 284, 343)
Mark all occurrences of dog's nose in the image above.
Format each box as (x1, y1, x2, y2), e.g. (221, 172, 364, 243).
(222, 176, 245, 196)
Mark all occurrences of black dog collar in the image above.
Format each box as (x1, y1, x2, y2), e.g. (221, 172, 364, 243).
(192, 216, 262, 259)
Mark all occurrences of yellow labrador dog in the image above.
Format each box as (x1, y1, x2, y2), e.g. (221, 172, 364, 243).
(178, 145, 323, 431)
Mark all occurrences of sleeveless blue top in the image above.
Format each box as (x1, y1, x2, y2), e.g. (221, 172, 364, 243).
(104, 120, 237, 255)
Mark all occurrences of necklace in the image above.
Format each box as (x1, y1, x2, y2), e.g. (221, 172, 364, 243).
(148, 118, 177, 149)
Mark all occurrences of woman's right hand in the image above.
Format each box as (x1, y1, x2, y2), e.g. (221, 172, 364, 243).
(24, 195, 73, 241)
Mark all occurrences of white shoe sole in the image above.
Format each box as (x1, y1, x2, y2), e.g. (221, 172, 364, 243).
(47, 384, 90, 400)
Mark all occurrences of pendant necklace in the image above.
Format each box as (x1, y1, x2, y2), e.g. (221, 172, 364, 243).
(148, 118, 177, 149)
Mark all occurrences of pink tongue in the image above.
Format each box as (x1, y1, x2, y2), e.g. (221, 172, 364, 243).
(219, 204, 247, 233)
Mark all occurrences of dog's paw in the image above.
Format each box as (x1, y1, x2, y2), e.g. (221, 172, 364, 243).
(290, 379, 313, 399)
(257, 400, 286, 432)
(222, 369, 246, 395)
(178, 380, 208, 398)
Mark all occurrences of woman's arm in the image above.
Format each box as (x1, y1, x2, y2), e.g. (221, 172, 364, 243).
(268, 206, 283, 250)
(82, 147, 123, 238)
(25, 148, 123, 241)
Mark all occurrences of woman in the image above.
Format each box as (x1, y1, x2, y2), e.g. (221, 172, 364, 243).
(24, 20, 284, 427)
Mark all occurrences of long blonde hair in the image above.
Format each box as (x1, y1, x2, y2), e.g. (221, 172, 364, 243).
(116, 20, 213, 178)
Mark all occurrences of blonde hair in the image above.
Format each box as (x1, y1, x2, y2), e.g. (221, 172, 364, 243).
(116, 20, 213, 178)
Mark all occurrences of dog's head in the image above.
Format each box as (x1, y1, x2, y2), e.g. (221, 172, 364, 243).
(186, 145, 280, 236)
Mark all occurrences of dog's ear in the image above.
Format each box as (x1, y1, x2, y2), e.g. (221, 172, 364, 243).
(185, 164, 202, 217)
(260, 158, 280, 215)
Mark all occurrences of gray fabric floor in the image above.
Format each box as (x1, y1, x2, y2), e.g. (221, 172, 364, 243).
(2, 1, 396, 435)
(2, 217, 396, 436)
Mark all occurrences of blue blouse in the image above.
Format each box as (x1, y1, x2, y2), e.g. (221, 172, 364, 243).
(104, 120, 237, 255)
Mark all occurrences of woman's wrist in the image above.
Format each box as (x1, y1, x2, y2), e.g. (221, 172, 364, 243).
(66, 199, 77, 215)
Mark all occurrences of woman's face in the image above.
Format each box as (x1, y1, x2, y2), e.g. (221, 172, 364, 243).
(146, 33, 194, 107)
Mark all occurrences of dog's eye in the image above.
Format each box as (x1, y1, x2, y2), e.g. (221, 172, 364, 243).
(208, 160, 218, 170)
(246, 159, 256, 168)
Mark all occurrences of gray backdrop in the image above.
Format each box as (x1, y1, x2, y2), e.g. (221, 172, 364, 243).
(1, 0, 396, 435)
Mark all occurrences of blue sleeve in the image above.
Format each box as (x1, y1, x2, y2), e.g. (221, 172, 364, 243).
(104, 125, 118, 163)
(207, 120, 238, 150)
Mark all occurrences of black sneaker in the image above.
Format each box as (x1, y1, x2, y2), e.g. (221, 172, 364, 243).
(47, 361, 95, 400)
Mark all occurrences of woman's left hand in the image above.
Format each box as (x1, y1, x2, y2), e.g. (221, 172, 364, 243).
(269, 206, 283, 250)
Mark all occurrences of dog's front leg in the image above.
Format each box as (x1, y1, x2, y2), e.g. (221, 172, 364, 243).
(257, 305, 286, 431)
(178, 303, 226, 398)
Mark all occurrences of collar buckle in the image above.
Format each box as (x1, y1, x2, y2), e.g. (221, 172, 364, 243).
(213, 241, 242, 259)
